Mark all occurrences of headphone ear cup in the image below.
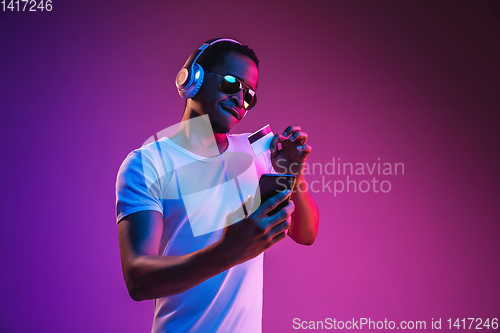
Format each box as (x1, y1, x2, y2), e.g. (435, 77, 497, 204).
(175, 68, 189, 95)
(176, 63, 204, 99)
(188, 63, 204, 99)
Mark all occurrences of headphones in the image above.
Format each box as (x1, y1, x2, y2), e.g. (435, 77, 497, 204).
(175, 38, 242, 99)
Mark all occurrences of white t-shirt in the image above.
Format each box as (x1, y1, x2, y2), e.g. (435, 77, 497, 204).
(116, 133, 275, 333)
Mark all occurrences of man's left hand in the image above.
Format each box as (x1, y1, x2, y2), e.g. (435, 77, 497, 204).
(270, 125, 312, 183)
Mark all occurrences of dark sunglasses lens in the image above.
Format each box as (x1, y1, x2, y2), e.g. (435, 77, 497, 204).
(220, 75, 241, 94)
(244, 90, 257, 110)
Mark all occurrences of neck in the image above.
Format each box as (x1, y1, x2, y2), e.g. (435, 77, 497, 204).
(212, 132, 229, 154)
(170, 107, 228, 157)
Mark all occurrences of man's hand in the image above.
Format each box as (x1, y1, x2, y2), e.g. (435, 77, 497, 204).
(270, 125, 312, 182)
(269, 125, 319, 245)
(217, 189, 295, 266)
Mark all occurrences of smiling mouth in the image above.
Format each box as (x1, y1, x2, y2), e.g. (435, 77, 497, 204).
(221, 105, 241, 120)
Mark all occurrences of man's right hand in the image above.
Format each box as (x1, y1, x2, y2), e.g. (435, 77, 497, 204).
(217, 189, 295, 266)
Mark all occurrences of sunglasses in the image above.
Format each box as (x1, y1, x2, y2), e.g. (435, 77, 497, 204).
(206, 71, 257, 110)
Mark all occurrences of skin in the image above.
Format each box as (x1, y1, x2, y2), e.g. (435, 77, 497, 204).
(118, 51, 319, 301)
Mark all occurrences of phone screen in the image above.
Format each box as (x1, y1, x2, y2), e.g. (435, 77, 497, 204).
(257, 174, 296, 216)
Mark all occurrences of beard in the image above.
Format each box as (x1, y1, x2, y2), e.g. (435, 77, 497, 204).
(210, 118, 230, 134)
(198, 100, 233, 134)
(207, 107, 231, 134)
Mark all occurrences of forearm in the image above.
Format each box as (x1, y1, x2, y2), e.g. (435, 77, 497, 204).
(289, 177, 319, 245)
(124, 241, 232, 301)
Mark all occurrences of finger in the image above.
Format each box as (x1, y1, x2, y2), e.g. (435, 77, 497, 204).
(269, 133, 281, 154)
(270, 230, 287, 245)
(282, 125, 301, 138)
(255, 189, 291, 218)
(297, 144, 312, 156)
(269, 201, 294, 232)
(266, 200, 295, 228)
(266, 201, 294, 245)
(269, 219, 290, 238)
(289, 131, 308, 144)
(285, 215, 292, 236)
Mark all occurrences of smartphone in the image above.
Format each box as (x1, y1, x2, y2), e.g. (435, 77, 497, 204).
(257, 174, 296, 216)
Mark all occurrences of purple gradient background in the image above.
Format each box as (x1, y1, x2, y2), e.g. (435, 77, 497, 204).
(1, 1, 499, 332)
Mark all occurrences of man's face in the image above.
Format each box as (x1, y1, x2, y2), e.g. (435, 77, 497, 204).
(193, 51, 259, 134)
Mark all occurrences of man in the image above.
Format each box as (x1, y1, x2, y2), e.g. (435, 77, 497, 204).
(116, 38, 319, 332)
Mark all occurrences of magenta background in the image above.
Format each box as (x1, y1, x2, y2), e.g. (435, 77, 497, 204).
(1, 1, 499, 332)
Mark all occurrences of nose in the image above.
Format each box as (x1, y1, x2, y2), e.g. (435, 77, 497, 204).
(229, 90, 244, 108)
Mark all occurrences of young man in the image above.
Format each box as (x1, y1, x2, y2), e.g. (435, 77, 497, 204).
(116, 39, 319, 333)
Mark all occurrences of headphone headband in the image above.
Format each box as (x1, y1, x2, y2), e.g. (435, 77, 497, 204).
(176, 38, 242, 99)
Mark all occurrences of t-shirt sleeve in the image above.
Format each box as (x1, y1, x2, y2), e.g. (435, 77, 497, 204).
(115, 151, 164, 224)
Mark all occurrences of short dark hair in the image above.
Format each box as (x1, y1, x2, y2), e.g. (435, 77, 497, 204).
(196, 40, 259, 71)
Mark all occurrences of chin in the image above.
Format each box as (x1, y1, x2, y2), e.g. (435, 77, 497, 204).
(210, 120, 231, 134)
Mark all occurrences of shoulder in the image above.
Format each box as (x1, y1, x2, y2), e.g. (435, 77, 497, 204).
(118, 142, 159, 173)
(119, 138, 183, 171)
(117, 139, 177, 186)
